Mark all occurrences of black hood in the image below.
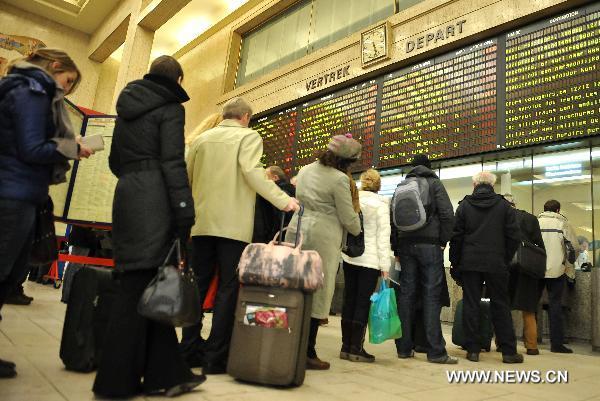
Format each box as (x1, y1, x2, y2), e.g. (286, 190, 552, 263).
(276, 180, 296, 196)
(407, 165, 439, 179)
(0, 67, 56, 98)
(465, 184, 503, 209)
(116, 74, 189, 121)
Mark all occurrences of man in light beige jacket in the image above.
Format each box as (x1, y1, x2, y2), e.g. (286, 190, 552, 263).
(182, 97, 299, 374)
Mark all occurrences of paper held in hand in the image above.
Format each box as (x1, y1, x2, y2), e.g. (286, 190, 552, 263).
(80, 134, 105, 151)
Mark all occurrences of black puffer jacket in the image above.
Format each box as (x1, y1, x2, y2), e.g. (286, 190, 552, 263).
(391, 165, 455, 252)
(449, 184, 520, 273)
(109, 74, 194, 271)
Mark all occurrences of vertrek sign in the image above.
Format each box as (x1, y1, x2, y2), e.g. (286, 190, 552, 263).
(305, 65, 351, 92)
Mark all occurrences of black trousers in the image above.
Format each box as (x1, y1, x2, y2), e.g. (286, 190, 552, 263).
(462, 270, 517, 355)
(539, 275, 566, 347)
(341, 262, 380, 326)
(93, 269, 193, 398)
(0, 199, 36, 311)
(181, 236, 247, 368)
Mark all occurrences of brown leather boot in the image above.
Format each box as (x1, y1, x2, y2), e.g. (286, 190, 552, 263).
(306, 356, 330, 370)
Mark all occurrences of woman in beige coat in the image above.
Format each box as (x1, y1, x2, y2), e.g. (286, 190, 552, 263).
(286, 134, 361, 370)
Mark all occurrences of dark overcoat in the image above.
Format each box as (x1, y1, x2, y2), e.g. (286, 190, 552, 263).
(109, 74, 194, 271)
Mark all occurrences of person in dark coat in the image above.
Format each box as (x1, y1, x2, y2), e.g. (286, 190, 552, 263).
(252, 166, 296, 243)
(93, 56, 204, 398)
(503, 194, 545, 356)
(449, 171, 523, 363)
(0, 48, 92, 379)
(391, 154, 457, 364)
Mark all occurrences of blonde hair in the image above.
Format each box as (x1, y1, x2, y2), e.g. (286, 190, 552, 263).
(360, 169, 381, 192)
(472, 171, 497, 186)
(8, 48, 81, 94)
(186, 113, 223, 145)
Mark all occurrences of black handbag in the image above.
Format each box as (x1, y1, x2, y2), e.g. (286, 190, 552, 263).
(137, 239, 202, 327)
(343, 211, 365, 258)
(511, 240, 547, 279)
(30, 197, 58, 266)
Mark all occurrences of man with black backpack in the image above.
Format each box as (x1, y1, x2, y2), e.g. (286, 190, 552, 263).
(390, 154, 457, 364)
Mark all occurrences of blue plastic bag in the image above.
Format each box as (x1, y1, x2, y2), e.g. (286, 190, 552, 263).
(368, 279, 402, 344)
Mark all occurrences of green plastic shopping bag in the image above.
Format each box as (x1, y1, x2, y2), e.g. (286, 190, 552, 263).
(368, 279, 402, 344)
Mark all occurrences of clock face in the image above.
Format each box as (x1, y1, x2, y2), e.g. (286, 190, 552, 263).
(362, 24, 388, 66)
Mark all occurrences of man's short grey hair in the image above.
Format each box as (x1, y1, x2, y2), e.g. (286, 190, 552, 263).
(222, 97, 253, 120)
(472, 171, 497, 186)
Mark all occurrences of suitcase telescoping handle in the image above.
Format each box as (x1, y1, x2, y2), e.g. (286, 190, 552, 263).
(276, 204, 304, 247)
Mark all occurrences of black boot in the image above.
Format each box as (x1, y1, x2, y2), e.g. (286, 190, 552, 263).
(306, 318, 330, 370)
(348, 321, 375, 363)
(340, 320, 352, 360)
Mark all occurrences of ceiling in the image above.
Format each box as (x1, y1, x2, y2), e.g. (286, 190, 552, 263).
(3, 0, 250, 61)
(2, 0, 122, 34)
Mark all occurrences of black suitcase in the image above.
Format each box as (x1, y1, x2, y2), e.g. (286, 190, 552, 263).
(452, 298, 493, 352)
(59, 266, 116, 372)
(227, 285, 312, 386)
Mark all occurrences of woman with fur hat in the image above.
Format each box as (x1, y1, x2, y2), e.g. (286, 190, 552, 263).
(285, 133, 361, 370)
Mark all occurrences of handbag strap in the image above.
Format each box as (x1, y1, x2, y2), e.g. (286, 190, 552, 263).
(276, 204, 304, 247)
(163, 239, 183, 269)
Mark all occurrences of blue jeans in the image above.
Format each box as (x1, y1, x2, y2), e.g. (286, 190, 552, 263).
(395, 243, 447, 359)
(540, 275, 567, 347)
(0, 198, 36, 310)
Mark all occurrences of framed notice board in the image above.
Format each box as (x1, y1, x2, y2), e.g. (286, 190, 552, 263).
(51, 99, 118, 226)
(250, 2, 600, 173)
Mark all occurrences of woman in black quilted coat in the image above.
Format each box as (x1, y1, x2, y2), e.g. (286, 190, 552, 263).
(93, 56, 204, 398)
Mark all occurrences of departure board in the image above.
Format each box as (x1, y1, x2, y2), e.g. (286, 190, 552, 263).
(250, 3, 600, 172)
(296, 81, 378, 171)
(253, 107, 297, 175)
(505, 7, 600, 148)
(378, 39, 498, 167)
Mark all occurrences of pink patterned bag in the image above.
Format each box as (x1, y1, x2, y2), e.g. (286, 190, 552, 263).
(237, 207, 323, 292)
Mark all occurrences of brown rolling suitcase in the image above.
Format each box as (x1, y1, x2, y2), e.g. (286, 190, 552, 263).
(227, 285, 312, 386)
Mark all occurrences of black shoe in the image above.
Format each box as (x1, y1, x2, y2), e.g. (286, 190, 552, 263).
(22, 293, 33, 302)
(526, 349, 540, 355)
(348, 347, 375, 363)
(428, 355, 458, 364)
(502, 353, 524, 363)
(165, 374, 206, 397)
(183, 351, 205, 368)
(0, 364, 16, 379)
(551, 345, 573, 354)
(0, 359, 15, 369)
(5, 293, 32, 305)
(413, 345, 429, 354)
(202, 363, 227, 375)
(397, 350, 414, 359)
(466, 352, 479, 362)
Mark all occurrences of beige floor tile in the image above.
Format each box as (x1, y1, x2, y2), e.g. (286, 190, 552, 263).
(0, 282, 598, 401)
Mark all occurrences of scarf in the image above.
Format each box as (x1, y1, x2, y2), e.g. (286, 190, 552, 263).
(12, 61, 78, 184)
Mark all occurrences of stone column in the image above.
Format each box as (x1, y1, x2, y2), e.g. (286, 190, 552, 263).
(592, 267, 600, 352)
(111, 1, 154, 111)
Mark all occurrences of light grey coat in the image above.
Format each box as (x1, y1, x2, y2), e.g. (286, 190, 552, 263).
(285, 161, 360, 319)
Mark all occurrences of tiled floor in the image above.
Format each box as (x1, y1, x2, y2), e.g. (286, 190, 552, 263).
(1, 282, 599, 401)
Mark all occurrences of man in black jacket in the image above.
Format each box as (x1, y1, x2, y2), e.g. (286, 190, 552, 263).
(391, 155, 457, 364)
(450, 172, 523, 363)
(253, 166, 296, 243)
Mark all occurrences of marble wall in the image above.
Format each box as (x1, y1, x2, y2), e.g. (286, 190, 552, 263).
(0, 2, 101, 108)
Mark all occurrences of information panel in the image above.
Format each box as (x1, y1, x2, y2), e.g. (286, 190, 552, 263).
(250, 3, 600, 172)
(296, 81, 378, 171)
(505, 7, 600, 148)
(66, 117, 117, 224)
(378, 39, 497, 167)
(253, 107, 297, 175)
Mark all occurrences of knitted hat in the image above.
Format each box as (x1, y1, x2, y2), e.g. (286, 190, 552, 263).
(327, 133, 361, 160)
(411, 154, 431, 169)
